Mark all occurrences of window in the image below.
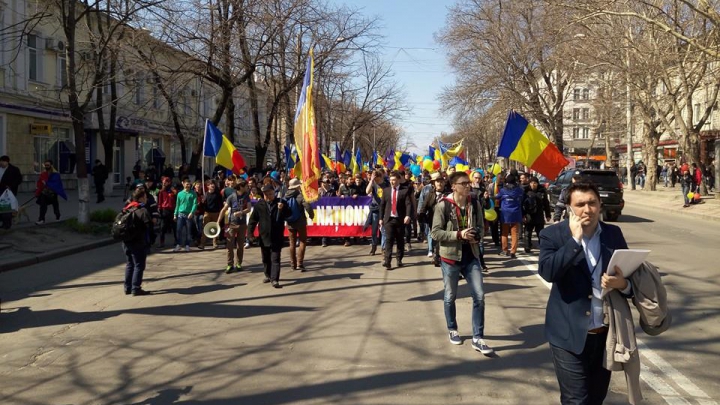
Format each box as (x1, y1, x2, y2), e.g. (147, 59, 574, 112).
(582, 108, 589, 120)
(582, 127, 589, 139)
(134, 75, 144, 105)
(152, 84, 160, 109)
(572, 127, 580, 139)
(582, 88, 589, 100)
(572, 108, 580, 121)
(27, 34, 42, 82)
(694, 103, 702, 121)
(57, 55, 67, 88)
(573, 88, 580, 101)
(34, 127, 71, 173)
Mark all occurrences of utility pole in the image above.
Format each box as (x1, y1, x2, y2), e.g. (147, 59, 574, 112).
(625, 26, 635, 190)
(351, 125, 356, 155)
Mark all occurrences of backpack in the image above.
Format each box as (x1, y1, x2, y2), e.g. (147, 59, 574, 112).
(111, 207, 139, 241)
(286, 195, 303, 223)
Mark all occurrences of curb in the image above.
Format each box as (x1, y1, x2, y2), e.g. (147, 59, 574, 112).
(0, 238, 118, 273)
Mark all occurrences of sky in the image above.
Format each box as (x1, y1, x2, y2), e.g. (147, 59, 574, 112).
(331, 0, 457, 156)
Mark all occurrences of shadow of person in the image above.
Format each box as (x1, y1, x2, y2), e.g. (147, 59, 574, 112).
(154, 284, 242, 296)
(128, 386, 193, 405)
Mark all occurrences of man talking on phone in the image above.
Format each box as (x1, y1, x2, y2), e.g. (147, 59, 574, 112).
(431, 171, 493, 355)
(538, 181, 632, 404)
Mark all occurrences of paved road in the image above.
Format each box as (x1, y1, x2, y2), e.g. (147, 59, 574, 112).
(0, 203, 717, 404)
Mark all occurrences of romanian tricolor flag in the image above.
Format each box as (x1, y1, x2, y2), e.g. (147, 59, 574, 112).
(497, 111, 569, 180)
(350, 149, 362, 175)
(203, 119, 246, 175)
(376, 152, 385, 168)
(294, 50, 321, 202)
(335, 144, 345, 174)
(321, 154, 334, 171)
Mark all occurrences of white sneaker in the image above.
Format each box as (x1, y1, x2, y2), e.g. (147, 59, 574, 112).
(244, 242, 250, 248)
(427, 252, 433, 257)
(185, 245, 191, 252)
(173, 245, 181, 252)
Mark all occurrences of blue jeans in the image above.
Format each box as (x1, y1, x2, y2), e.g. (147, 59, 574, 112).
(426, 224, 433, 254)
(370, 210, 380, 247)
(380, 221, 387, 250)
(550, 333, 611, 405)
(440, 255, 486, 338)
(176, 214, 191, 246)
(682, 184, 691, 205)
(123, 243, 147, 292)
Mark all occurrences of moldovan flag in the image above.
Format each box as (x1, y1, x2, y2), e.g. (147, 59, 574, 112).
(294, 50, 321, 202)
(497, 111, 568, 181)
(203, 119, 246, 175)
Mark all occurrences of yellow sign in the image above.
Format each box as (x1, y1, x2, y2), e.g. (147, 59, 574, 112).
(30, 124, 52, 135)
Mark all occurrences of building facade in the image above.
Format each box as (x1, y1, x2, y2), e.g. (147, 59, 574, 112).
(0, 0, 270, 191)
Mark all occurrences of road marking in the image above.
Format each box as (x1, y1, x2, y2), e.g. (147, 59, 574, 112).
(637, 340, 716, 403)
(639, 363, 691, 405)
(519, 255, 717, 405)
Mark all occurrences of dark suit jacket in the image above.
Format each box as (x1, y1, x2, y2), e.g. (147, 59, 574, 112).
(0, 164, 22, 196)
(248, 197, 291, 248)
(538, 220, 628, 354)
(379, 184, 413, 223)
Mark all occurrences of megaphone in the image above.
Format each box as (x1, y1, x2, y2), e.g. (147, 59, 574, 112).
(203, 221, 221, 238)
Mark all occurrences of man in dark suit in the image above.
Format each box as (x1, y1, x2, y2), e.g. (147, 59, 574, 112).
(248, 184, 291, 288)
(539, 181, 633, 404)
(379, 170, 412, 269)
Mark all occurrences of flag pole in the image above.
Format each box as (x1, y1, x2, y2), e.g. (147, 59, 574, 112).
(201, 119, 208, 191)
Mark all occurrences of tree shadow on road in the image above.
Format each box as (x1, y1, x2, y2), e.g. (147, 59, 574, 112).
(128, 386, 193, 405)
(0, 303, 315, 333)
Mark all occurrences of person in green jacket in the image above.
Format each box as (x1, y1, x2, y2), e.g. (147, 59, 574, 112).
(173, 178, 198, 252)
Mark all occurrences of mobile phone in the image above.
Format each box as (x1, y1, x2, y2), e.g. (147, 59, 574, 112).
(566, 206, 575, 217)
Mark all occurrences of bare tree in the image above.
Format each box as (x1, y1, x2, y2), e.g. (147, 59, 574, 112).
(55, 0, 162, 223)
(438, 0, 589, 153)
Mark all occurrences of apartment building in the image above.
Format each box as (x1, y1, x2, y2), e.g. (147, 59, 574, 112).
(0, 0, 269, 191)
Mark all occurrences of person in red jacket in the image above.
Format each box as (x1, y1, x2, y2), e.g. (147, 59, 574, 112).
(691, 163, 703, 192)
(156, 176, 177, 247)
(35, 160, 63, 225)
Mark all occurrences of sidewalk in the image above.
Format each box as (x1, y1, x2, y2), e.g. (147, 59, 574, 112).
(0, 188, 126, 272)
(622, 184, 720, 223)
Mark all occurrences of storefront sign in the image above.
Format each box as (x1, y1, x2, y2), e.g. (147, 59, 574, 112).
(30, 123, 52, 134)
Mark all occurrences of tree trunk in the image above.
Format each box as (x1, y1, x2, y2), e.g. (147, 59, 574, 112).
(685, 129, 706, 194)
(643, 133, 659, 191)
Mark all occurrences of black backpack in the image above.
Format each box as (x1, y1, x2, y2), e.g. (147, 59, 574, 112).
(111, 207, 138, 241)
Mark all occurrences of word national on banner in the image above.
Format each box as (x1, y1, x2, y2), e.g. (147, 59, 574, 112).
(250, 196, 372, 237)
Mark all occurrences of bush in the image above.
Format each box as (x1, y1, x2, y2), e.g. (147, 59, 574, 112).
(65, 218, 112, 235)
(90, 208, 117, 223)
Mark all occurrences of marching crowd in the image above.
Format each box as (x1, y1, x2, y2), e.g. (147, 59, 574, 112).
(0, 155, 674, 404)
(116, 163, 564, 358)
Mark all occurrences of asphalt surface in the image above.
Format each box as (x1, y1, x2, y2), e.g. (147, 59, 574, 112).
(0, 203, 718, 404)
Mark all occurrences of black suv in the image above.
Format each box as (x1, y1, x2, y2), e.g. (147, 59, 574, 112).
(547, 169, 624, 221)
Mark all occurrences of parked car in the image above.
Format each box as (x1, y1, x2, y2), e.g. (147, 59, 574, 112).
(547, 169, 624, 221)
